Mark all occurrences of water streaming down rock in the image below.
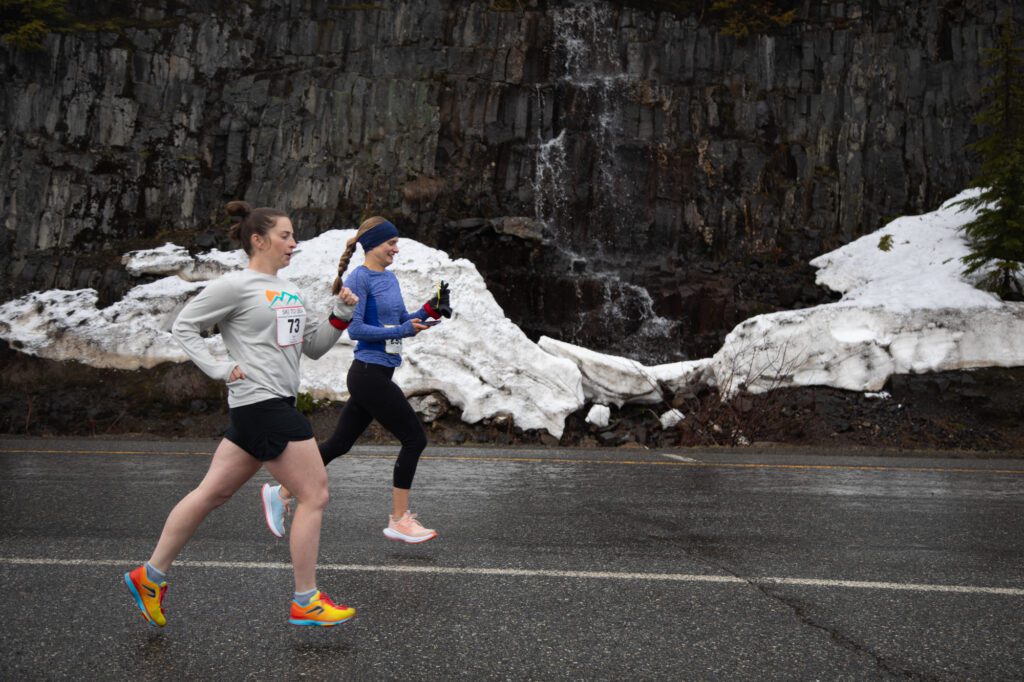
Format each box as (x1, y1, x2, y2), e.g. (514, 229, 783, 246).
(0, 1, 1009, 368)
(533, 2, 682, 363)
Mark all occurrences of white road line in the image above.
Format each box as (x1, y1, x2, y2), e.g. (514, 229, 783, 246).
(2, 557, 1021, 596)
(661, 453, 697, 462)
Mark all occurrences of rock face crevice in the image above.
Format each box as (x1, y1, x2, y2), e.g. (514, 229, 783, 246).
(1, 0, 1011, 361)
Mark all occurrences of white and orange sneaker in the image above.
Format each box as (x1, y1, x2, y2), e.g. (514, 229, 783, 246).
(383, 511, 438, 544)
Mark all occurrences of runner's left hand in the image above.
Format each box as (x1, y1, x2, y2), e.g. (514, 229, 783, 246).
(335, 287, 358, 319)
(424, 280, 452, 319)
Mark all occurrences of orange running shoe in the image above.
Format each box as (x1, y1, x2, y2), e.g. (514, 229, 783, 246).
(124, 564, 168, 627)
(289, 591, 356, 626)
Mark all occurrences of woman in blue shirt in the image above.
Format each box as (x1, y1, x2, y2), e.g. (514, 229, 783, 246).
(263, 216, 450, 543)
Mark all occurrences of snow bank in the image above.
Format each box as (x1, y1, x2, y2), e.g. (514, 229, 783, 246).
(0, 279, 205, 369)
(809, 189, 1001, 310)
(122, 243, 246, 281)
(537, 189, 1024, 400)
(3, 189, 1023, 436)
(706, 190, 1024, 395)
(538, 336, 711, 406)
(0, 230, 584, 437)
(710, 304, 1024, 395)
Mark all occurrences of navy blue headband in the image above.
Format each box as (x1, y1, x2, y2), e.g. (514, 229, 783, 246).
(358, 221, 399, 252)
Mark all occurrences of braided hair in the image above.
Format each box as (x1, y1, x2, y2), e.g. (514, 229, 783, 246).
(331, 216, 390, 294)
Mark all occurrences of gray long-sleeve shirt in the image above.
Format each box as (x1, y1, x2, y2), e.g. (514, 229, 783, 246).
(172, 268, 346, 407)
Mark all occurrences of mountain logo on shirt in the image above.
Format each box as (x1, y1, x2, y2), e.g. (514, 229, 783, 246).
(265, 290, 303, 307)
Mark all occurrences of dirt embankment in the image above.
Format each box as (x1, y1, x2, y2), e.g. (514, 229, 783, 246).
(2, 345, 1022, 455)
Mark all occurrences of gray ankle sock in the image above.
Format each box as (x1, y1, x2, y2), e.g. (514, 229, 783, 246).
(294, 588, 318, 605)
(145, 562, 167, 583)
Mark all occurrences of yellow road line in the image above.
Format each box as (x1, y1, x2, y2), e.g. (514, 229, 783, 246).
(2, 447, 1023, 475)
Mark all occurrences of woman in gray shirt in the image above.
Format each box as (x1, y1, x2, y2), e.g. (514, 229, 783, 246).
(123, 200, 359, 628)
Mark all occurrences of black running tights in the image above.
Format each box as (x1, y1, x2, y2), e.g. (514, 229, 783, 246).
(319, 359, 427, 489)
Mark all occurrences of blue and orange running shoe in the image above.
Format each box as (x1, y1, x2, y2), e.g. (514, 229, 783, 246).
(124, 564, 168, 627)
(289, 591, 356, 627)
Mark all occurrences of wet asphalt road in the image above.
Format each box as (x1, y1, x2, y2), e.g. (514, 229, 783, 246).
(1, 437, 1022, 680)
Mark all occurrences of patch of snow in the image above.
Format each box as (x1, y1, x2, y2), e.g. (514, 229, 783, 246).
(0, 279, 205, 369)
(659, 409, 685, 429)
(809, 190, 1000, 310)
(122, 243, 247, 281)
(585, 404, 611, 428)
(538, 336, 712, 406)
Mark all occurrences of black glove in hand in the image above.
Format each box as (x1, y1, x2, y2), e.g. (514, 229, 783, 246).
(425, 280, 452, 319)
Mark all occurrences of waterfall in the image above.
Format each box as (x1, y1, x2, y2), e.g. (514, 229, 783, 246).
(533, 1, 682, 363)
(532, 129, 569, 236)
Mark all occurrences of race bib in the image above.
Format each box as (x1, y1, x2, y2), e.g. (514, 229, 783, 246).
(275, 305, 306, 347)
(384, 325, 402, 355)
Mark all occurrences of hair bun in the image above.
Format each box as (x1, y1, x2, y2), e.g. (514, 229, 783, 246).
(225, 200, 253, 221)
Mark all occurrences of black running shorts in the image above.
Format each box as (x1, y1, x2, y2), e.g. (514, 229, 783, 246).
(224, 396, 314, 461)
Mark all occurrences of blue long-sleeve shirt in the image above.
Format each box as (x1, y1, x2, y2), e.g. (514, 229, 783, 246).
(345, 265, 430, 367)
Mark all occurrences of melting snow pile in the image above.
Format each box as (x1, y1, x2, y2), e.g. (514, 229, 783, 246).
(0, 231, 582, 437)
(705, 190, 1024, 395)
(2, 189, 1023, 437)
(541, 189, 1024, 403)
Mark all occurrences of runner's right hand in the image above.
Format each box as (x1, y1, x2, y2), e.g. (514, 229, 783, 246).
(410, 320, 434, 335)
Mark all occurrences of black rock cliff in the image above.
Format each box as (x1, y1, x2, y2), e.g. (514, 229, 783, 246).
(1, 0, 1013, 361)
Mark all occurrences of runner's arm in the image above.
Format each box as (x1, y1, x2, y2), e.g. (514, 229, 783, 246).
(301, 295, 353, 359)
(345, 272, 415, 341)
(171, 280, 238, 382)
